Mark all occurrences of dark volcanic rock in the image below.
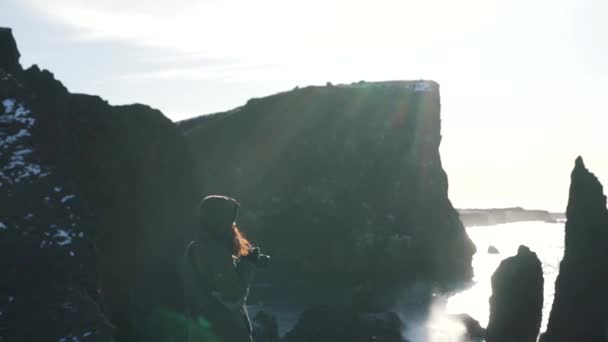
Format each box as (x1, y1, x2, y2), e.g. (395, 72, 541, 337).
(542, 157, 608, 342)
(1, 28, 198, 341)
(282, 307, 408, 342)
(180, 81, 475, 287)
(0, 28, 22, 78)
(253, 310, 280, 342)
(0, 91, 115, 341)
(486, 245, 543, 342)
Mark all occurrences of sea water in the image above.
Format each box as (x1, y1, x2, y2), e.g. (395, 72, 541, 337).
(446, 221, 565, 329)
(253, 221, 566, 340)
(405, 221, 565, 341)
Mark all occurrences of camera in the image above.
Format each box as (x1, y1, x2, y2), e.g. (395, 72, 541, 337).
(246, 247, 271, 268)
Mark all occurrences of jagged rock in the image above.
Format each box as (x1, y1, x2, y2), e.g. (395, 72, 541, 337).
(0, 62, 112, 341)
(486, 245, 543, 342)
(542, 157, 608, 342)
(253, 310, 279, 342)
(180, 81, 475, 288)
(0, 27, 22, 78)
(487, 245, 499, 254)
(1, 27, 198, 341)
(282, 306, 408, 342)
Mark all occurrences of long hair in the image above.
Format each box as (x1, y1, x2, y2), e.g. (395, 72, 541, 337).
(232, 224, 252, 258)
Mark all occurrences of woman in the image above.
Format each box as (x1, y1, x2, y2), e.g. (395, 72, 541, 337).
(181, 195, 261, 342)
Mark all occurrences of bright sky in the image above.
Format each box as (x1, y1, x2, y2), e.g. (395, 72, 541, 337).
(2, 0, 607, 211)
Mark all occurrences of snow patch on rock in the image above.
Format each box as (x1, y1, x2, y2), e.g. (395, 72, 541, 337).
(61, 195, 76, 203)
(53, 229, 72, 246)
(14, 148, 32, 156)
(0, 128, 31, 146)
(414, 81, 433, 92)
(2, 98, 15, 113)
(0, 99, 46, 185)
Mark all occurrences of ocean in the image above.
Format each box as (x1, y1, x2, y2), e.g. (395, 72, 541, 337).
(405, 221, 565, 341)
(446, 221, 565, 329)
(252, 221, 566, 341)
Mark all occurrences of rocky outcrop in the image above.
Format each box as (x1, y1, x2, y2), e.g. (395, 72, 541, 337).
(1, 28, 198, 341)
(458, 207, 563, 227)
(486, 245, 543, 342)
(282, 307, 408, 342)
(180, 81, 475, 286)
(487, 245, 499, 254)
(253, 311, 280, 342)
(0, 28, 22, 78)
(542, 157, 608, 342)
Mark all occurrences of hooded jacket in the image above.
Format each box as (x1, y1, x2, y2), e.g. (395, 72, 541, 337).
(181, 195, 256, 342)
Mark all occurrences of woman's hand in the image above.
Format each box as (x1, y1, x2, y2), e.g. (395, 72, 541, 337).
(242, 247, 270, 268)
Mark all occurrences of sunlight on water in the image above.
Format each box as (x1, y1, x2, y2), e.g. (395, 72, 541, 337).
(446, 221, 565, 329)
(405, 298, 467, 342)
(255, 221, 565, 342)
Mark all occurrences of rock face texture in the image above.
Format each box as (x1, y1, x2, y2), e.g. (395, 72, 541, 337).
(542, 157, 608, 342)
(282, 307, 408, 342)
(180, 81, 475, 285)
(485, 245, 544, 342)
(1, 28, 198, 341)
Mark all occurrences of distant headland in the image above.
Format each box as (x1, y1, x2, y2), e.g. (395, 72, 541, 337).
(458, 207, 565, 227)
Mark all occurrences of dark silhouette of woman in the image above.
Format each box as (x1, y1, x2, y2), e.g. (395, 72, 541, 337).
(181, 195, 258, 342)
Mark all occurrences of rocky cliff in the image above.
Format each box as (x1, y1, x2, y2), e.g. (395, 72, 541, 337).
(1, 26, 478, 340)
(486, 245, 544, 342)
(0, 28, 198, 341)
(180, 80, 475, 286)
(542, 157, 608, 342)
